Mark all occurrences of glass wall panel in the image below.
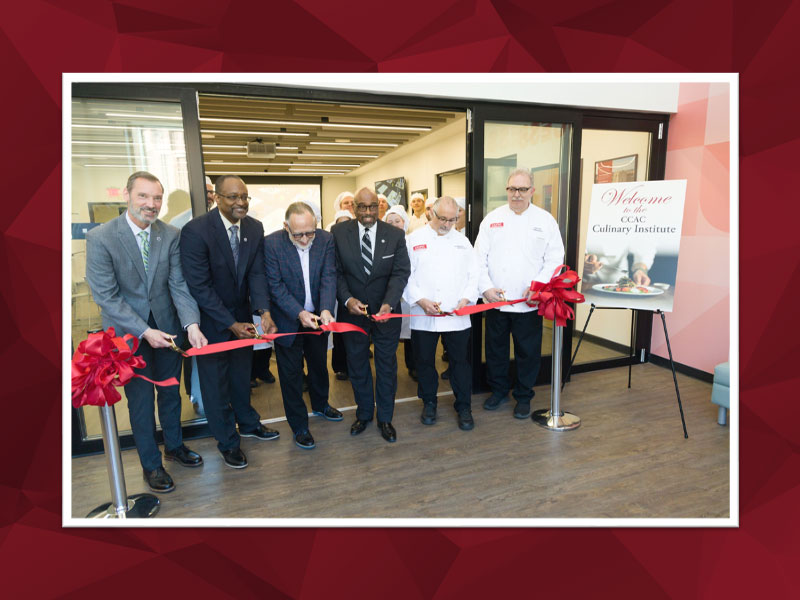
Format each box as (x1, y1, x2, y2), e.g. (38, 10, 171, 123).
(574, 129, 652, 364)
(481, 121, 571, 362)
(71, 98, 194, 440)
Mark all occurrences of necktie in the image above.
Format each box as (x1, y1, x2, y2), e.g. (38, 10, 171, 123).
(138, 230, 149, 272)
(361, 229, 372, 276)
(229, 225, 239, 268)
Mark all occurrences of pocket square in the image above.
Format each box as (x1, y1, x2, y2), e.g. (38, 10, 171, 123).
(382, 254, 394, 259)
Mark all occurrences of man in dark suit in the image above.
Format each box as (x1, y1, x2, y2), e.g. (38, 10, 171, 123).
(86, 171, 207, 493)
(179, 175, 279, 470)
(332, 188, 410, 442)
(264, 202, 343, 449)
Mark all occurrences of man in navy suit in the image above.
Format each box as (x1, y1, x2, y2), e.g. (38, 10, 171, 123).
(179, 175, 279, 469)
(332, 188, 410, 442)
(264, 202, 343, 449)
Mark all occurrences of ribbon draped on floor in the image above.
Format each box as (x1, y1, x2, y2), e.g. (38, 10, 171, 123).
(71, 323, 368, 407)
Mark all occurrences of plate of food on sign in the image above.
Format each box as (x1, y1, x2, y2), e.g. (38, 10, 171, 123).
(593, 276, 665, 296)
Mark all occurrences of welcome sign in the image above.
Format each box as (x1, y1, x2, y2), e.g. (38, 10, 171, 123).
(581, 180, 687, 312)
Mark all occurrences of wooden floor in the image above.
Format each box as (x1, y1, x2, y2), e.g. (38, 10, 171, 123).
(70, 362, 730, 520)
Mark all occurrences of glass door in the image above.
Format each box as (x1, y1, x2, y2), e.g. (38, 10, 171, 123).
(469, 105, 578, 389)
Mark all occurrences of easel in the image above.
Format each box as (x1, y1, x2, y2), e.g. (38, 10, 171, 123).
(562, 303, 688, 438)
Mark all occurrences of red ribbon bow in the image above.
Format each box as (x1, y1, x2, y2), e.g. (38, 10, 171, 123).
(528, 264, 585, 327)
(71, 328, 178, 408)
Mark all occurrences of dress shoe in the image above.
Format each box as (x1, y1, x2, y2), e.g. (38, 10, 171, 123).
(483, 394, 509, 411)
(239, 424, 280, 441)
(221, 447, 248, 469)
(420, 403, 437, 425)
(513, 401, 532, 419)
(441, 368, 450, 380)
(294, 430, 316, 449)
(378, 421, 397, 443)
(250, 378, 259, 388)
(335, 371, 348, 381)
(313, 405, 344, 421)
(143, 466, 175, 493)
(457, 409, 475, 431)
(260, 370, 276, 384)
(164, 444, 203, 467)
(350, 419, 370, 436)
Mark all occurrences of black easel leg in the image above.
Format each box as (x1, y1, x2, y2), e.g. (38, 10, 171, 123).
(562, 304, 595, 391)
(628, 309, 635, 389)
(659, 311, 688, 439)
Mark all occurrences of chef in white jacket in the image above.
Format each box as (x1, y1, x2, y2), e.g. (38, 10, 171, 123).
(474, 168, 565, 419)
(404, 196, 479, 431)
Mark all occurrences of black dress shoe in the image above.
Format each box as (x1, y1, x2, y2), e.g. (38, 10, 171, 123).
(457, 409, 475, 431)
(164, 444, 203, 467)
(350, 419, 370, 436)
(513, 401, 532, 419)
(221, 447, 248, 469)
(250, 378, 259, 388)
(483, 394, 509, 411)
(420, 403, 437, 425)
(378, 421, 397, 443)
(294, 430, 316, 449)
(260, 370, 276, 384)
(335, 371, 348, 381)
(239, 424, 280, 441)
(313, 405, 344, 421)
(143, 466, 175, 492)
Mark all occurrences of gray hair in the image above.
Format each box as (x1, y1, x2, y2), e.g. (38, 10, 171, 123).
(432, 196, 458, 213)
(126, 171, 162, 195)
(284, 201, 316, 222)
(506, 168, 533, 186)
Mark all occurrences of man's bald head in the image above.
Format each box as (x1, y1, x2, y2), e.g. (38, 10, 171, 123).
(354, 187, 379, 227)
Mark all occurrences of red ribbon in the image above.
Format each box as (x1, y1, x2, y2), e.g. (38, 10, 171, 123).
(71, 328, 179, 409)
(370, 298, 527, 321)
(182, 321, 367, 357)
(528, 264, 585, 327)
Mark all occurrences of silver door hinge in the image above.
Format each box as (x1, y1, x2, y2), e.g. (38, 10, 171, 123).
(467, 109, 473, 133)
(658, 123, 663, 139)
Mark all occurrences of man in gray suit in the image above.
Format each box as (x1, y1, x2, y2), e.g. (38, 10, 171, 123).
(86, 171, 208, 493)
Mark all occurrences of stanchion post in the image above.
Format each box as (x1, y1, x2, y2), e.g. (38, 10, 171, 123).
(532, 324, 581, 431)
(86, 403, 160, 519)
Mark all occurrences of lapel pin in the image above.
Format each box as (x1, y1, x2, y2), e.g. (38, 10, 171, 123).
(156, 237, 161, 241)
(243, 237, 248, 242)
(381, 239, 384, 243)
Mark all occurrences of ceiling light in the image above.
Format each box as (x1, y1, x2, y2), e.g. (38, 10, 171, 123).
(201, 129, 309, 137)
(200, 117, 430, 132)
(202, 151, 248, 155)
(310, 141, 398, 147)
(276, 152, 378, 158)
(203, 145, 298, 151)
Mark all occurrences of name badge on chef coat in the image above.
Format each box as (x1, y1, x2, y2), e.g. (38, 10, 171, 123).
(413, 244, 427, 251)
(490, 222, 504, 228)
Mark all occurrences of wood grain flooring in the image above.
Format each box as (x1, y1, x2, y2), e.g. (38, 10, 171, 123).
(70, 362, 730, 520)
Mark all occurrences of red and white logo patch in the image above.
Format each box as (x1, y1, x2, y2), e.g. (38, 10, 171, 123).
(490, 222, 504, 228)
(413, 244, 427, 251)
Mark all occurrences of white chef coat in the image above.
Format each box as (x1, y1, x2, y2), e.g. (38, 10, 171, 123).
(474, 203, 564, 313)
(407, 213, 428, 234)
(404, 224, 479, 332)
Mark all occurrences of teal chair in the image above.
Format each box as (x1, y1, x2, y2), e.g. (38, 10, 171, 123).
(711, 362, 730, 425)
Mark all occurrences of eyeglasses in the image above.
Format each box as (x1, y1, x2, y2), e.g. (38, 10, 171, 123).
(506, 186, 532, 194)
(216, 192, 251, 202)
(433, 210, 458, 224)
(286, 228, 316, 241)
(355, 203, 379, 212)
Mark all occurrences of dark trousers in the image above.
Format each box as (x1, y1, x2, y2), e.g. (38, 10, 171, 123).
(275, 330, 329, 434)
(331, 332, 347, 373)
(485, 309, 543, 403)
(196, 343, 261, 452)
(343, 317, 401, 422)
(411, 328, 472, 412)
(403, 338, 415, 371)
(123, 330, 183, 472)
(251, 347, 273, 379)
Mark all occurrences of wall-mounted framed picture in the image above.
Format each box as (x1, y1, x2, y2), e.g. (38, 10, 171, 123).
(374, 176, 406, 208)
(594, 154, 638, 184)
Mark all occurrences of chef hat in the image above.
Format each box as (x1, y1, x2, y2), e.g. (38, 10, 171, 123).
(204, 176, 213, 186)
(377, 193, 388, 202)
(425, 196, 436, 208)
(454, 196, 466, 210)
(409, 192, 425, 203)
(384, 204, 410, 232)
(333, 209, 353, 223)
(334, 191, 355, 212)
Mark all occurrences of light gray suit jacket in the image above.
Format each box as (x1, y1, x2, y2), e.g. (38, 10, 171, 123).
(86, 213, 200, 340)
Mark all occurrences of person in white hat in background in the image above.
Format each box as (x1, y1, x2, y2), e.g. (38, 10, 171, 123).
(327, 191, 355, 230)
(454, 196, 466, 233)
(384, 204, 416, 381)
(408, 192, 428, 234)
(377, 193, 389, 221)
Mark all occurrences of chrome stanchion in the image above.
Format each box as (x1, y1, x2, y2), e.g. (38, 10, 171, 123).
(86, 404, 160, 519)
(532, 324, 581, 431)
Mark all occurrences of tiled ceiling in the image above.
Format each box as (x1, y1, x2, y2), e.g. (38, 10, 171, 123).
(198, 94, 464, 177)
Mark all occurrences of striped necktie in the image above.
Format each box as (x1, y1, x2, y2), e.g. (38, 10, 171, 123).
(229, 225, 239, 268)
(138, 230, 149, 272)
(361, 229, 372, 276)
